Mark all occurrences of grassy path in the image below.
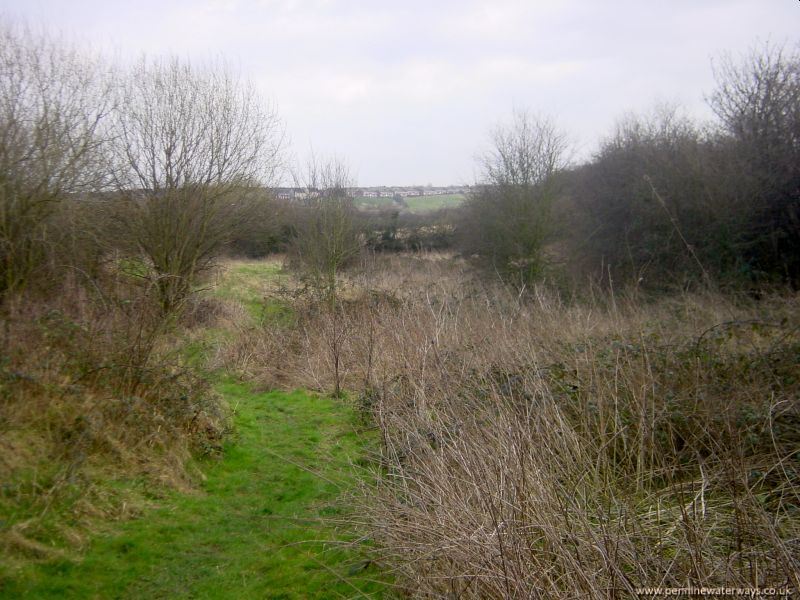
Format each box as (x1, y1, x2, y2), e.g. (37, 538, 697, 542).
(7, 382, 385, 599)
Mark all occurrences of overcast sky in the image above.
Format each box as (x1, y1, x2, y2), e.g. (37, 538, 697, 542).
(2, 0, 798, 186)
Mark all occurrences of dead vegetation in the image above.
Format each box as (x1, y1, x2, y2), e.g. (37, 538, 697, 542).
(222, 253, 800, 597)
(0, 272, 228, 567)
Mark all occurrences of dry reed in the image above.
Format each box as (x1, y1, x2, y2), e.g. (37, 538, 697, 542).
(222, 253, 800, 597)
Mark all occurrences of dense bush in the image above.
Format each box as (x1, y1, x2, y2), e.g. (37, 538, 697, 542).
(0, 23, 111, 300)
(226, 196, 293, 258)
(566, 106, 723, 288)
(564, 44, 800, 290)
(456, 44, 799, 292)
(708, 43, 800, 284)
(362, 208, 456, 253)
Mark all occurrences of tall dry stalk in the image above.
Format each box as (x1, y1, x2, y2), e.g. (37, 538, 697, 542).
(221, 254, 800, 597)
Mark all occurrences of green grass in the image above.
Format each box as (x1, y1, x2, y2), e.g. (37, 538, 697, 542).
(3, 383, 388, 599)
(211, 260, 294, 325)
(2, 259, 389, 599)
(355, 193, 465, 213)
(405, 193, 464, 212)
(183, 260, 293, 367)
(353, 196, 397, 210)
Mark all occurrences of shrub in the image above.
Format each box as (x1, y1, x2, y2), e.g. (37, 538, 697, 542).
(459, 111, 568, 288)
(222, 255, 800, 595)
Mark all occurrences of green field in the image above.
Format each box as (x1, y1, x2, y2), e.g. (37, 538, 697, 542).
(405, 193, 465, 212)
(355, 193, 465, 213)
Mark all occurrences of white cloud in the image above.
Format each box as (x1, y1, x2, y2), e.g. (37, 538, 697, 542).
(3, 0, 799, 184)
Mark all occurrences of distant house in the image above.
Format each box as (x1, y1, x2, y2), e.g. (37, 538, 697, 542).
(280, 185, 467, 202)
(274, 187, 295, 201)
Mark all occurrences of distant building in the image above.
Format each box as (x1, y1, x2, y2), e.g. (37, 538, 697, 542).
(274, 187, 295, 200)
(271, 184, 467, 202)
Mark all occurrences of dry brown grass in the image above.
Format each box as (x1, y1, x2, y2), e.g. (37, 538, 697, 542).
(0, 273, 228, 565)
(223, 253, 800, 597)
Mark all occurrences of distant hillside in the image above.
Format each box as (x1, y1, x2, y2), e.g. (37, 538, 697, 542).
(355, 193, 465, 213)
(405, 193, 465, 212)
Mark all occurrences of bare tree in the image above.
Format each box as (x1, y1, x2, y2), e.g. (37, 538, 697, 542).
(709, 42, 800, 154)
(708, 42, 800, 283)
(481, 109, 567, 188)
(289, 154, 361, 397)
(290, 155, 361, 302)
(110, 56, 284, 313)
(0, 20, 111, 299)
(461, 110, 568, 287)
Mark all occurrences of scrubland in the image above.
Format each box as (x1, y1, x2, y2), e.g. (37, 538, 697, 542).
(1, 259, 391, 598)
(0, 273, 225, 568)
(222, 253, 800, 597)
(1, 19, 798, 597)
(3, 249, 798, 598)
